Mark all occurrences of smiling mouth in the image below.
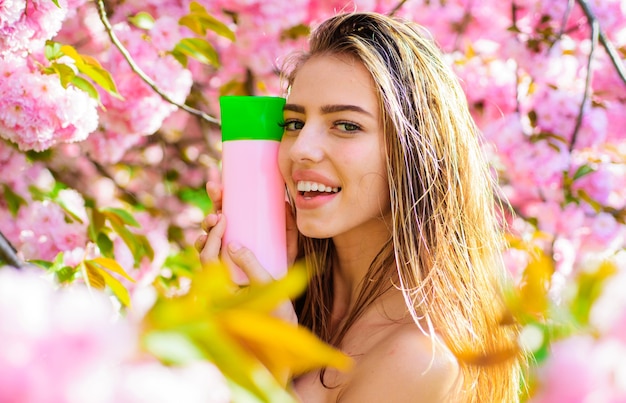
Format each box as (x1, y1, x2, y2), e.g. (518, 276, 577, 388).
(297, 181, 341, 196)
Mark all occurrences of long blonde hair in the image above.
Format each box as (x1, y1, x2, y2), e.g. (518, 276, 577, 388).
(284, 12, 523, 402)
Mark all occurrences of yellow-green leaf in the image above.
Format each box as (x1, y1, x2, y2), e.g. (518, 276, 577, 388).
(45, 40, 63, 61)
(516, 247, 554, 320)
(219, 309, 353, 378)
(78, 63, 123, 99)
(101, 207, 141, 227)
(216, 264, 308, 313)
(59, 45, 83, 65)
(128, 11, 155, 30)
(90, 257, 135, 282)
(98, 268, 132, 307)
(71, 75, 101, 103)
(173, 38, 219, 67)
(143, 330, 206, 363)
(81, 261, 106, 290)
(180, 2, 235, 41)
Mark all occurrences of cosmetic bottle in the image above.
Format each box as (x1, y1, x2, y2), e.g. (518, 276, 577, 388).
(219, 96, 287, 283)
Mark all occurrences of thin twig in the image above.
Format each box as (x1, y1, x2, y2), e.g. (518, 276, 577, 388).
(95, 0, 221, 127)
(575, 0, 626, 84)
(388, 0, 408, 16)
(0, 231, 22, 269)
(570, 18, 598, 153)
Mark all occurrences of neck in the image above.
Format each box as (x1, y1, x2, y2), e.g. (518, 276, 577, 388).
(330, 218, 392, 321)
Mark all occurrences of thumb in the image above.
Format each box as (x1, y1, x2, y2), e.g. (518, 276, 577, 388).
(227, 242, 273, 284)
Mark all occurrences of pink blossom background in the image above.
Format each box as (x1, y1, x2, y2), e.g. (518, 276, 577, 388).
(1, 0, 626, 401)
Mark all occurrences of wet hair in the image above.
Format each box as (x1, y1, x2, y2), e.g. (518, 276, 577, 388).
(283, 12, 524, 402)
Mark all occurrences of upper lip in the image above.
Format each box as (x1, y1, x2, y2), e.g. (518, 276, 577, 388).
(291, 170, 341, 189)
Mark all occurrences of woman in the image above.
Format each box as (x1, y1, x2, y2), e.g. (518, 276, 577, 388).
(196, 12, 523, 402)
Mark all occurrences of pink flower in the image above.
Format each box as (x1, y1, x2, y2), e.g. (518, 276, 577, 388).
(0, 58, 99, 152)
(0, 0, 68, 56)
(0, 267, 135, 403)
(115, 360, 231, 403)
(14, 200, 87, 261)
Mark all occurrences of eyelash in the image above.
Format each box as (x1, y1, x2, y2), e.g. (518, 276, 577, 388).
(278, 119, 303, 131)
(279, 119, 362, 133)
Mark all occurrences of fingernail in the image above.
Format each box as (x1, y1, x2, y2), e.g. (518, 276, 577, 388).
(228, 242, 242, 253)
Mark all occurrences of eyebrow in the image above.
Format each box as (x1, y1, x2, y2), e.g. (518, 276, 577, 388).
(284, 103, 374, 117)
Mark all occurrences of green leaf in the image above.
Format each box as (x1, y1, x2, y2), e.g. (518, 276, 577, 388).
(143, 330, 207, 364)
(108, 219, 144, 266)
(71, 76, 101, 103)
(572, 164, 595, 181)
(1, 184, 27, 216)
(27, 260, 54, 270)
(179, 2, 235, 41)
(178, 187, 212, 214)
(164, 246, 202, 276)
(96, 232, 114, 258)
(50, 0, 61, 7)
(571, 260, 617, 325)
(77, 62, 123, 99)
(101, 207, 141, 227)
(44, 40, 63, 61)
(128, 11, 155, 30)
(55, 266, 76, 284)
(173, 38, 219, 67)
(169, 49, 188, 67)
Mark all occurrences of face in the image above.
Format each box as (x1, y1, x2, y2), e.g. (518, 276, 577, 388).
(278, 54, 391, 242)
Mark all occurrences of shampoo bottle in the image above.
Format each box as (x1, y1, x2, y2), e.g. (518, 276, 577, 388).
(219, 96, 287, 283)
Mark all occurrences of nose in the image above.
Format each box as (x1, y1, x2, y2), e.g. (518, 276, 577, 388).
(287, 123, 325, 163)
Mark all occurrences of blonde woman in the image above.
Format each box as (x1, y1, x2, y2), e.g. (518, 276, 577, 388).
(197, 12, 524, 402)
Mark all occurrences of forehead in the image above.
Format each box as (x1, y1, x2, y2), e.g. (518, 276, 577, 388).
(287, 54, 379, 111)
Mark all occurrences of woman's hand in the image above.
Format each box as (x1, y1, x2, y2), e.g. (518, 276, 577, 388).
(194, 167, 300, 325)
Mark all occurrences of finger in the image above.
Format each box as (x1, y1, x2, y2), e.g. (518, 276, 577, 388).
(208, 164, 221, 185)
(200, 213, 219, 233)
(227, 242, 273, 284)
(206, 181, 223, 212)
(199, 214, 227, 265)
(194, 233, 208, 252)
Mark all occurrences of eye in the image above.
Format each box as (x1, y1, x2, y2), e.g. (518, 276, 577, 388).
(335, 121, 361, 132)
(279, 119, 304, 131)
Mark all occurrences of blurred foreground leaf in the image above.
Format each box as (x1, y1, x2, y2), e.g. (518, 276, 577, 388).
(143, 262, 352, 402)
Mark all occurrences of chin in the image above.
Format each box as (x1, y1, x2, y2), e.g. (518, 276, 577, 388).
(297, 220, 334, 240)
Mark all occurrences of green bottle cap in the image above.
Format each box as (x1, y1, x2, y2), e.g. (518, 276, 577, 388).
(220, 96, 286, 142)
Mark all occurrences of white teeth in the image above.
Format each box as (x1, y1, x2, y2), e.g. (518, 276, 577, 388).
(297, 181, 340, 193)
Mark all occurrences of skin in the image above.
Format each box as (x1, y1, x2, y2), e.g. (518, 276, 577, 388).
(196, 54, 460, 402)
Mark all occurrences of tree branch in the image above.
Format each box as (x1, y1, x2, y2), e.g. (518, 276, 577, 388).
(95, 0, 221, 127)
(0, 231, 22, 269)
(570, 18, 597, 153)
(575, 0, 626, 85)
(388, 0, 408, 16)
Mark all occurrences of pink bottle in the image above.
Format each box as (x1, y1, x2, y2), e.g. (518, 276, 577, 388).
(219, 96, 287, 283)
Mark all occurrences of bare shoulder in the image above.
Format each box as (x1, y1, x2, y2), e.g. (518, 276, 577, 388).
(340, 323, 461, 402)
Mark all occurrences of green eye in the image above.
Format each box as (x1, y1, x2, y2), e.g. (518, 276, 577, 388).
(280, 120, 304, 131)
(336, 122, 360, 132)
